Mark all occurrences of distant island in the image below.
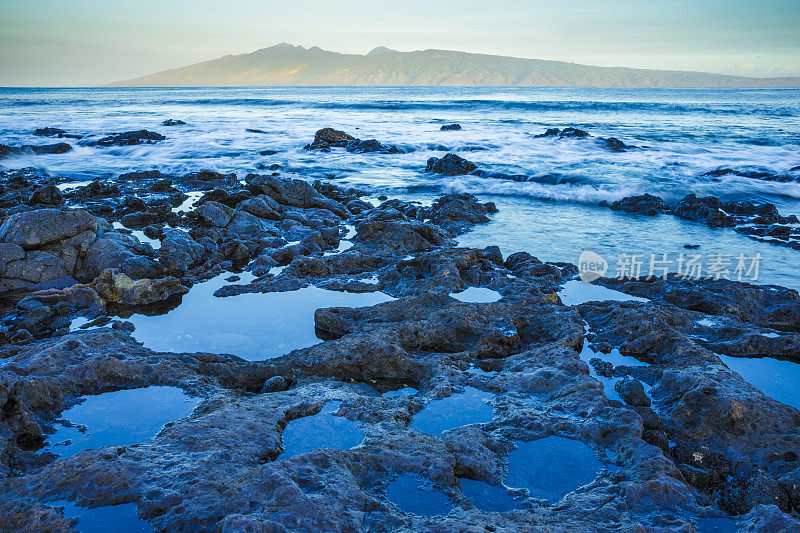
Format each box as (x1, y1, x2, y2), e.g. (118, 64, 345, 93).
(108, 43, 800, 88)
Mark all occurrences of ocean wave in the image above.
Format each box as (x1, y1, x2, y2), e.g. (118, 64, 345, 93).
(58, 97, 793, 118)
(441, 176, 639, 204)
(471, 170, 592, 185)
(157, 98, 300, 106)
(300, 99, 798, 117)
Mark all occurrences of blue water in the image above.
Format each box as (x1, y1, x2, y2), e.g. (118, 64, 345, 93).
(1, 87, 798, 289)
(505, 436, 603, 502)
(409, 387, 494, 436)
(46, 386, 200, 457)
(385, 474, 454, 517)
(51, 501, 152, 533)
(277, 401, 365, 459)
(127, 272, 394, 360)
(459, 478, 524, 512)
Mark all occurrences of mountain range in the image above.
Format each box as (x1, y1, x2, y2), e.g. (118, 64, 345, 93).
(109, 43, 800, 88)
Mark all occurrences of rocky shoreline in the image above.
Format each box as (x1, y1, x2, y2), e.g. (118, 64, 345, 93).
(0, 127, 799, 532)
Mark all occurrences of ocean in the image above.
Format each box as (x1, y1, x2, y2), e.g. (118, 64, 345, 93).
(2, 86, 799, 287)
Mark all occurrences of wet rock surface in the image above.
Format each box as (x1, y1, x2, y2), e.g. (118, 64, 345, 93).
(608, 191, 800, 250)
(85, 130, 166, 147)
(425, 153, 478, 176)
(0, 142, 73, 158)
(533, 127, 636, 152)
(0, 128, 798, 532)
(304, 128, 405, 153)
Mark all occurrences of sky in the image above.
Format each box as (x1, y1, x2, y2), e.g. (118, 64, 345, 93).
(1, 0, 799, 86)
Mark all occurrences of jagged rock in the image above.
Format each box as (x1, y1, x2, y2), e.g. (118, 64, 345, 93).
(440, 124, 462, 131)
(87, 130, 165, 147)
(0, 209, 98, 249)
(672, 194, 737, 227)
(419, 193, 497, 235)
(600, 137, 629, 152)
(598, 275, 800, 331)
(610, 194, 670, 216)
(425, 153, 478, 176)
(304, 128, 358, 150)
(33, 127, 81, 139)
(162, 119, 186, 126)
(718, 471, 790, 515)
(0, 143, 72, 158)
(159, 228, 207, 272)
(614, 379, 651, 406)
(74, 181, 122, 199)
(93, 270, 188, 306)
(27, 186, 64, 206)
(534, 127, 591, 138)
(246, 175, 348, 218)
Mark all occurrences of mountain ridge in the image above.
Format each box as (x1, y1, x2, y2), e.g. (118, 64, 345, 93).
(108, 43, 800, 88)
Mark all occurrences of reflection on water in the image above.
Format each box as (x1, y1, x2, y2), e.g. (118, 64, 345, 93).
(717, 352, 800, 410)
(50, 500, 152, 533)
(277, 401, 365, 459)
(409, 387, 494, 436)
(505, 436, 602, 502)
(127, 273, 393, 360)
(557, 280, 648, 306)
(694, 517, 738, 533)
(578, 326, 651, 403)
(450, 287, 502, 303)
(46, 386, 200, 457)
(385, 474, 453, 517)
(459, 198, 800, 292)
(459, 478, 523, 512)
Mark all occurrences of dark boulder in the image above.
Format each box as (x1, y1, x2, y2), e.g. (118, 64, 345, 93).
(162, 119, 186, 126)
(440, 124, 462, 131)
(0, 208, 98, 249)
(718, 471, 790, 515)
(614, 379, 651, 406)
(672, 194, 736, 228)
(535, 127, 591, 138)
(118, 170, 167, 182)
(425, 153, 478, 176)
(419, 193, 497, 235)
(345, 139, 403, 154)
(246, 175, 347, 217)
(89, 130, 165, 147)
(74, 181, 122, 199)
(610, 194, 670, 216)
(33, 127, 81, 139)
(27, 186, 64, 206)
(0, 143, 72, 158)
(600, 137, 630, 152)
(304, 128, 358, 150)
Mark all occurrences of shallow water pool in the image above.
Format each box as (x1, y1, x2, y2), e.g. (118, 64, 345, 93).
(558, 280, 648, 306)
(46, 386, 200, 457)
(717, 353, 800, 411)
(278, 401, 365, 459)
(409, 387, 494, 436)
(51, 500, 152, 533)
(459, 478, 523, 512)
(385, 474, 454, 517)
(449, 287, 502, 303)
(127, 273, 393, 360)
(505, 436, 602, 502)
